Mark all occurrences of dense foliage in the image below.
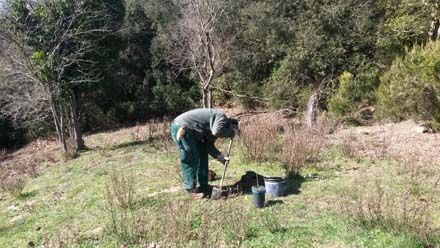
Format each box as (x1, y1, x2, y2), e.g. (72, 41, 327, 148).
(377, 40, 440, 126)
(1, 0, 439, 149)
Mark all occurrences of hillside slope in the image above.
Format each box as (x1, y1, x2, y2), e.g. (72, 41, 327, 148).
(0, 118, 439, 247)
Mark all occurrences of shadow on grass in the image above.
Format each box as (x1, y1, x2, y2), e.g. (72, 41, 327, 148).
(107, 138, 172, 151)
(219, 171, 306, 197)
(285, 174, 305, 195)
(266, 199, 284, 207)
(111, 140, 151, 150)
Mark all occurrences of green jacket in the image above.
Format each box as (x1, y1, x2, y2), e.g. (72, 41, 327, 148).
(174, 108, 235, 158)
(174, 108, 234, 140)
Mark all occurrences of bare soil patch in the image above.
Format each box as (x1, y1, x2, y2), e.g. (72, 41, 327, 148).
(333, 120, 440, 163)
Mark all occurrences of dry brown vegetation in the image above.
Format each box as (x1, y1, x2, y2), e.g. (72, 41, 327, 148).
(238, 113, 328, 177)
(86, 120, 172, 151)
(238, 118, 281, 164)
(281, 123, 325, 177)
(333, 120, 440, 163)
(103, 171, 261, 247)
(105, 171, 151, 245)
(0, 176, 27, 197)
(0, 138, 61, 180)
(340, 155, 440, 245)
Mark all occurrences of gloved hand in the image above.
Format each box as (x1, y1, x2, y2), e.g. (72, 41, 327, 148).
(216, 154, 230, 164)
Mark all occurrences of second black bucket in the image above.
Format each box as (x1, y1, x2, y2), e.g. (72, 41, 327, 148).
(252, 186, 266, 208)
(264, 177, 287, 197)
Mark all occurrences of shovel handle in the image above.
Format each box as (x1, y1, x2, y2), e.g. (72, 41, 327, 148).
(219, 138, 233, 189)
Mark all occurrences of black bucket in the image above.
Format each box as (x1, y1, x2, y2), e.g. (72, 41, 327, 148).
(252, 186, 266, 208)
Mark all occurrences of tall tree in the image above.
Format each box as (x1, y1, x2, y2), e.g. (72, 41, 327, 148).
(0, 0, 124, 156)
(171, 0, 231, 108)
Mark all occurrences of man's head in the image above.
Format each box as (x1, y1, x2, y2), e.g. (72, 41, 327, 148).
(229, 118, 239, 136)
(229, 118, 239, 129)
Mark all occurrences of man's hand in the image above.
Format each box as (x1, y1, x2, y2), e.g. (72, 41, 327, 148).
(216, 154, 230, 164)
(232, 128, 239, 137)
(222, 156, 230, 165)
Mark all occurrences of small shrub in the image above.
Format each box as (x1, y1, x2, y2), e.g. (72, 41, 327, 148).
(162, 201, 195, 246)
(0, 176, 27, 197)
(145, 120, 172, 148)
(281, 124, 324, 177)
(129, 123, 142, 143)
(239, 119, 280, 164)
(106, 171, 136, 210)
(16, 163, 39, 178)
(26, 163, 39, 178)
(41, 226, 81, 248)
(339, 132, 361, 159)
(328, 71, 356, 117)
(105, 171, 153, 245)
(220, 203, 253, 246)
(106, 172, 148, 244)
(373, 132, 392, 161)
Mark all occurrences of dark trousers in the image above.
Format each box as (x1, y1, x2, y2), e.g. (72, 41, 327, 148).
(171, 123, 209, 191)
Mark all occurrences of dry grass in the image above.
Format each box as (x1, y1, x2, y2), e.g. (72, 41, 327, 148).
(281, 123, 325, 177)
(340, 156, 440, 246)
(41, 226, 82, 248)
(0, 176, 27, 197)
(162, 201, 195, 245)
(105, 171, 152, 245)
(238, 118, 281, 164)
(0, 138, 60, 183)
(106, 171, 136, 210)
(339, 132, 362, 159)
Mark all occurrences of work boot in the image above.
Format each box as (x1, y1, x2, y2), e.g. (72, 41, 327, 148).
(184, 188, 204, 199)
(196, 184, 213, 198)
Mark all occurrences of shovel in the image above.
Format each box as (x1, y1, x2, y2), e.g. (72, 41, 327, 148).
(211, 138, 233, 200)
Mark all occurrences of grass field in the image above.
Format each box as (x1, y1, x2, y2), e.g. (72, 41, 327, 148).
(0, 120, 439, 247)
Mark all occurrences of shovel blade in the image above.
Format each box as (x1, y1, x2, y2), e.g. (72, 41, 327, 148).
(210, 187, 223, 200)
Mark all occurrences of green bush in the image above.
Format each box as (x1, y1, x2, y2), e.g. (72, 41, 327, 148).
(328, 67, 380, 120)
(376, 41, 440, 125)
(328, 71, 355, 116)
(265, 60, 312, 110)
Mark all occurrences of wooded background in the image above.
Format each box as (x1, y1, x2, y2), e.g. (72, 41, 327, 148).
(1, 0, 440, 154)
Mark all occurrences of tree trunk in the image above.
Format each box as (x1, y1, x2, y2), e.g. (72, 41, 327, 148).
(69, 92, 84, 151)
(306, 91, 319, 128)
(202, 83, 213, 109)
(207, 88, 212, 109)
(202, 88, 208, 108)
(50, 99, 68, 153)
(429, 17, 440, 41)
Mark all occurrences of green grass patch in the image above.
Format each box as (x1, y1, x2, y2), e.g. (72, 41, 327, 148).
(0, 132, 438, 247)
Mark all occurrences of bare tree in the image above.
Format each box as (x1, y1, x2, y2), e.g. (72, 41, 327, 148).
(423, 0, 440, 40)
(171, 0, 231, 108)
(0, 38, 51, 127)
(305, 76, 333, 128)
(0, 0, 122, 156)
